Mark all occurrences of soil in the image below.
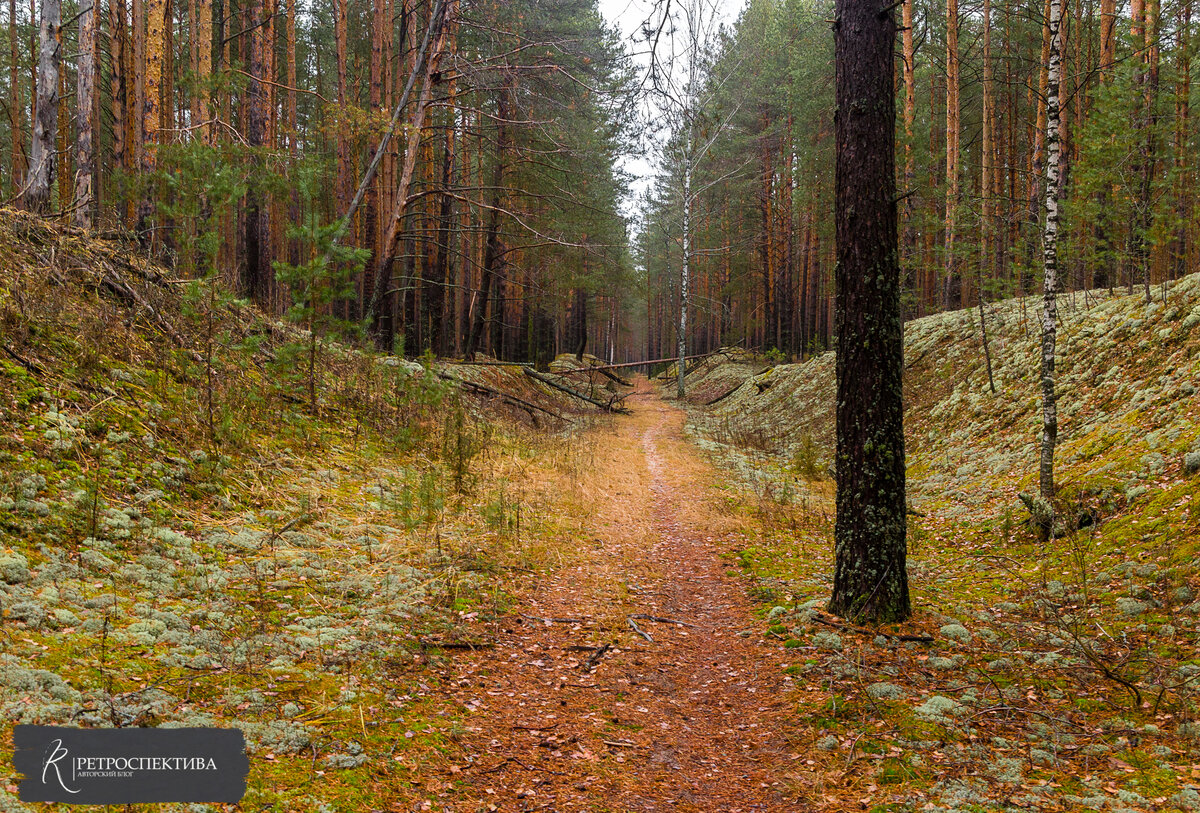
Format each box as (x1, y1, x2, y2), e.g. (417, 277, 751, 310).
(433, 382, 805, 811)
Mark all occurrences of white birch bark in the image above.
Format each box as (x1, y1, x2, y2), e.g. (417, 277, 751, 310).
(1039, 0, 1064, 502)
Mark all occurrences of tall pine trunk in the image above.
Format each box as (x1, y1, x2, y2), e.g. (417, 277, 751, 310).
(827, 0, 909, 623)
(8, 0, 25, 197)
(23, 0, 59, 213)
(943, 0, 960, 308)
(73, 0, 98, 226)
(242, 0, 270, 304)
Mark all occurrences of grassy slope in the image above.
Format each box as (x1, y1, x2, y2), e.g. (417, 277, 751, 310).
(0, 211, 600, 811)
(681, 280, 1200, 812)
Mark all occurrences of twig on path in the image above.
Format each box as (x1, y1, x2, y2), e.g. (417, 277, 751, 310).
(511, 722, 559, 731)
(629, 613, 697, 628)
(603, 740, 641, 749)
(480, 755, 569, 775)
(627, 617, 653, 642)
(582, 643, 612, 671)
(520, 613, 589, 624)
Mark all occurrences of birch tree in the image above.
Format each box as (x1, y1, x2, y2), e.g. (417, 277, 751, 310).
(642, 0, 741, 398)
(1038, 0, 1064, 515)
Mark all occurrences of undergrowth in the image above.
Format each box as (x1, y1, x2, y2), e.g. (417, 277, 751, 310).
(0, 211, 585, 811)
(681, 279, 1200, 813)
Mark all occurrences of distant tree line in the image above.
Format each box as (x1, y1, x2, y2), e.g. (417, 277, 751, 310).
(3, 0, 639, 362)
(642, 0, 1197, 361)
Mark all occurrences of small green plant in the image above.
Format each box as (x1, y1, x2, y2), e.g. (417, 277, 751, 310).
(789, 433, 824, 481)
(441, 401, 487, 495)
(273, 162, 369, 412)
(157, 141, 248, 446)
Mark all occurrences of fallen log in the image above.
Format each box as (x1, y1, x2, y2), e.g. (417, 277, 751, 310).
(522, 367, 629, 413)
(434, 371, 562, 423)
(551, 365, 633, 388)
(578, 350, 736, 374)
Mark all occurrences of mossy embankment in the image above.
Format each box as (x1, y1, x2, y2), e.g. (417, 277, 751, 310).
(676, 281, 1200, 812)
(0, 210, 610, 811)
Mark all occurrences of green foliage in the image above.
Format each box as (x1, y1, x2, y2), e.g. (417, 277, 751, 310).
(272, 162, 369, 410)
(152, 142, 248, 278)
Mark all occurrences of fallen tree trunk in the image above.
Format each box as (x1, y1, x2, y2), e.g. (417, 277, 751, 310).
(522, 367, 629, 413)
(435, 371, 562, 423)
(551, 365, 633, 388)
(572, 351, 732, 374)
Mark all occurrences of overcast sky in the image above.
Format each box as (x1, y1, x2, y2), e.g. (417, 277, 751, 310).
(595, 0, 746, 214)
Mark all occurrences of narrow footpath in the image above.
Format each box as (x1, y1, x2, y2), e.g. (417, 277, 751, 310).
(433, 382, 804, 811)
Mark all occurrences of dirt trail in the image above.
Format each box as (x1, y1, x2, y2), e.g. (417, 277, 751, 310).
(436, 382, 802, 811)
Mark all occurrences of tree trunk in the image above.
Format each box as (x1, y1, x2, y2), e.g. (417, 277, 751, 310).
(900, 0, 915, 291)
(23, 0, 60, 213)
(1134, 0, 1159, 300)
(197, 0, 212, 141)
(1099, 0, 1116, 73)
(464, 101, 507, 361)
(242, 0, 269, 304)
(943, 0, 960, 309)
(1039, 0, 1064, 505)
(334, 0, 350, 216)
(1174, 0, 1191, 279)
(827, 0, 909, 623)
(677, 163, 690, 399)
(980, 0, 995, 287)
(73, 0, 98, 227)
(137, 0, 165, 236)
(8, 0, 25, 197)
(367, 4, 449, 346)
(573, 285, 588, 361)
(426, 125, 454, 356)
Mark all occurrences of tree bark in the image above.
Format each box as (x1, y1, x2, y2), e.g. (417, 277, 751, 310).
(677, 162, 690, 399)
(827, 0, 910, 623)
(367, 3, 449, 347)
(22, 0, 60, 213)
(1174, 0, 1192, 279)
(8, 0, 24, 197)
(465, 85, 510, 362)
(242, 0, 270, 304)
(900, 0, 915, 291)
(334, 0, 350, 216)
(943, 0, 960, 308)
(1039, 0, 1064, 505)
(73, 0, 98, 227)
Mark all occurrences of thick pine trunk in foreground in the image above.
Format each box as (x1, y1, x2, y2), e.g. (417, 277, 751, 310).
(827, 0, 910, 624)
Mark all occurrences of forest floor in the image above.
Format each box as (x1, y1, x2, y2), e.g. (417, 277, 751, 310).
(420, 380, 808, 811)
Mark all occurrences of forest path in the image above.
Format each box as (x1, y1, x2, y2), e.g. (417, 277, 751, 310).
(431, 381, 804, 811)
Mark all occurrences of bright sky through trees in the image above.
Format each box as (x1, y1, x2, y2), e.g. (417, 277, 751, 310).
(596, 0, 747, 207)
